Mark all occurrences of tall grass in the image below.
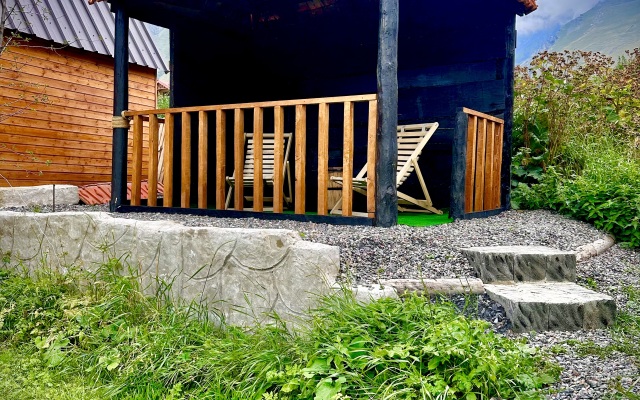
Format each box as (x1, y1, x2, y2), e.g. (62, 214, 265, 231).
(0, 261, 560, 399)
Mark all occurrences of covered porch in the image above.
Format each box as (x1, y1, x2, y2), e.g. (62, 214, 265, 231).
(103, 0, 536, 226)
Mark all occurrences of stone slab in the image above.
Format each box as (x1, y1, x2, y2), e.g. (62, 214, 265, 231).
(485, 283, 616, 332)
(461, 246, 576, 283)
(351, 284, 399, 304)
(0, 185, 79, 208)
(0, 211, 340, 327)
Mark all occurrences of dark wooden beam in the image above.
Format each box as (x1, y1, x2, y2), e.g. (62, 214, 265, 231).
(450, 108, 469, 220)
(501, 16, 516, 211)
(375, 0, 399, 227)
(110, 1, 129, 212)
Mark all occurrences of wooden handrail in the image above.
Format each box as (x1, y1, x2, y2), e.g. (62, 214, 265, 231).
(123, 94, 377, 117)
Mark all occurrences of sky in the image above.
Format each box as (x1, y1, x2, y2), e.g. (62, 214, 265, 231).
(516, 0, 603, 36)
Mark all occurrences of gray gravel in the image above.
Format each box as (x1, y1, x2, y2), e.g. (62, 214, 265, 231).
(3, 204, 640, 398)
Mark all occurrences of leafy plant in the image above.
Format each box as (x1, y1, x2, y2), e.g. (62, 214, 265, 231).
(0, 262, 560, 399)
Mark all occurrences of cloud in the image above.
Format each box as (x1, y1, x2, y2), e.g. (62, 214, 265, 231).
(516, 0, 603, 35)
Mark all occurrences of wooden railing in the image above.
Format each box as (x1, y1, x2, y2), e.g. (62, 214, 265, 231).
(122, 94, 378, 217)
(450, 107, 505, 219)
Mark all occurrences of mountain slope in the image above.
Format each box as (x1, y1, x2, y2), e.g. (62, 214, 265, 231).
(549, 0, 640, 61)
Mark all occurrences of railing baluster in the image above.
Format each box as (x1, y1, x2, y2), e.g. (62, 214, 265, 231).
(342, 101, 354, 217)
(273, 106, 284, 213)
(493, 122, 504, 209)
(253, 107, 264, 212)
(148, 114, 159, 207)
(181, 112, 191, 208)
(295, 104, 307, 214)
(198, 111, 208, 209)
(484, 120, 496, 210)
(473, 118, 487, 212)
(317, 103, 329, 215)
(131, 115, 143, 206)
(367, 100, 377, 217)
(164, 113, 174, 207)
(234, 108, 244, 210)
(215, 110, 226, 210)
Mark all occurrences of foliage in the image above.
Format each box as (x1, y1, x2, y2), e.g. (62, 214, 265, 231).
(511, 49, 640, 248)
(0, 262, 560, 399)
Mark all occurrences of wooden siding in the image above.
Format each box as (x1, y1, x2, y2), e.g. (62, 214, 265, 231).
(0, 37, 157, 187)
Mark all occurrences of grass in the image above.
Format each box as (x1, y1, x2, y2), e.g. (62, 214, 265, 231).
(0, 261, 558, 399)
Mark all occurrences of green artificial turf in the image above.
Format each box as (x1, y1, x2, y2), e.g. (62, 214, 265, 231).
(397, 211, 453, 227)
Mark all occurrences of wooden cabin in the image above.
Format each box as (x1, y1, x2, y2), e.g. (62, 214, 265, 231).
(95, 0, 537, 226)
(0, 0, 167, 187)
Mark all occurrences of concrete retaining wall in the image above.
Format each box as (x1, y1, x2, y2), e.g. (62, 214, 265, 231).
(0, 211, 340, 326)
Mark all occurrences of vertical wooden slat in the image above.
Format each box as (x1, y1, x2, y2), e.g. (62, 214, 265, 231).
(342, 101, 354, 217)
(493, 122, 504, 209)
(273, 106, 285, 213)
(198, 111, 208, 209)
(181, 112, 191, 208)
(234, 108, 244, 210)
(148, 114, 159, 207)
(317, 103, 329, 215)
(366, 100, 377, 217)
(131, 115, 143, 206)
(215, 110, 226, 210)
(253, 107, 264, 212)
(473, 118, 487, 212)
(295, 104, 307, 214)
(483, 120, 496, 209)
(464, 115, 477, 213)
(163, 113, 174, 207)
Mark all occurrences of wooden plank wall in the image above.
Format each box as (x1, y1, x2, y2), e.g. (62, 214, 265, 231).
(0, 37, 157, 187)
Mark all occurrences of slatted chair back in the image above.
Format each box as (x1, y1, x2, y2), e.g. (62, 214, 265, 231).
(242, 133, 292, 182)
(396, 123, 439, 187)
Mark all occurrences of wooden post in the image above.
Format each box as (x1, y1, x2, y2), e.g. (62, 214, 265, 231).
(181, 112, 191, 207)
(198, 111, 208, 209)
(163, 113, 174, 207)
(501, 17, 516, 211)
(367, 100, 377, 217)
(317, 103, 329, 215)
(131, 115, 143, 206)
(273, 106, 285, 213)
(234, 108, 244, 210)
(375, 0, 399, 227)
(295, 104, 306, 214)
(342, 102, 354, 217)
(253, 107, 264, 212)
(148, 114, 159, 206)
(109, 1, 129, 212)
(215, 110, 226, 209)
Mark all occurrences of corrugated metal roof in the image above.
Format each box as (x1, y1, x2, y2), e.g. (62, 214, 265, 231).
(5, 0, 168, 72)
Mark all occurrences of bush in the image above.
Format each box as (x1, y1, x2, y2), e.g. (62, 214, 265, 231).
(0, 263, 560, 399)
(512, 49, 640, 248)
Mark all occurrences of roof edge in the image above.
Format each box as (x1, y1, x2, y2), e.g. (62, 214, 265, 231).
(516, 0, 538, 16)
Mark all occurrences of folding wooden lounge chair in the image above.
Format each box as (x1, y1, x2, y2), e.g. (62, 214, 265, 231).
(225, 132, 293, 210)
(330, 123, 443, 215)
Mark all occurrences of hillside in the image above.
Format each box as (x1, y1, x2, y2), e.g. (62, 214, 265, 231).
(549, 0, 640, 61)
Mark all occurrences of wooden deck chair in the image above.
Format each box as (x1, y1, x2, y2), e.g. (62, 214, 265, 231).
(225, 132, 293, 210)
(330, 123, 443, 215)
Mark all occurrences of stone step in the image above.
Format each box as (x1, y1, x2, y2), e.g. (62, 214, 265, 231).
(0, 184, 78, 208)
(485, 283, 616, 332)
(461, 246, 576, 283)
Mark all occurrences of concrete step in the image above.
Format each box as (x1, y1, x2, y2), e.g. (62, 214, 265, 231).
(485, 283, 616, 332)
(461, 246, 576, 283)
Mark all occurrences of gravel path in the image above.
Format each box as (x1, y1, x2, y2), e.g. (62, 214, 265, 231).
(3, 205, 639, 398)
